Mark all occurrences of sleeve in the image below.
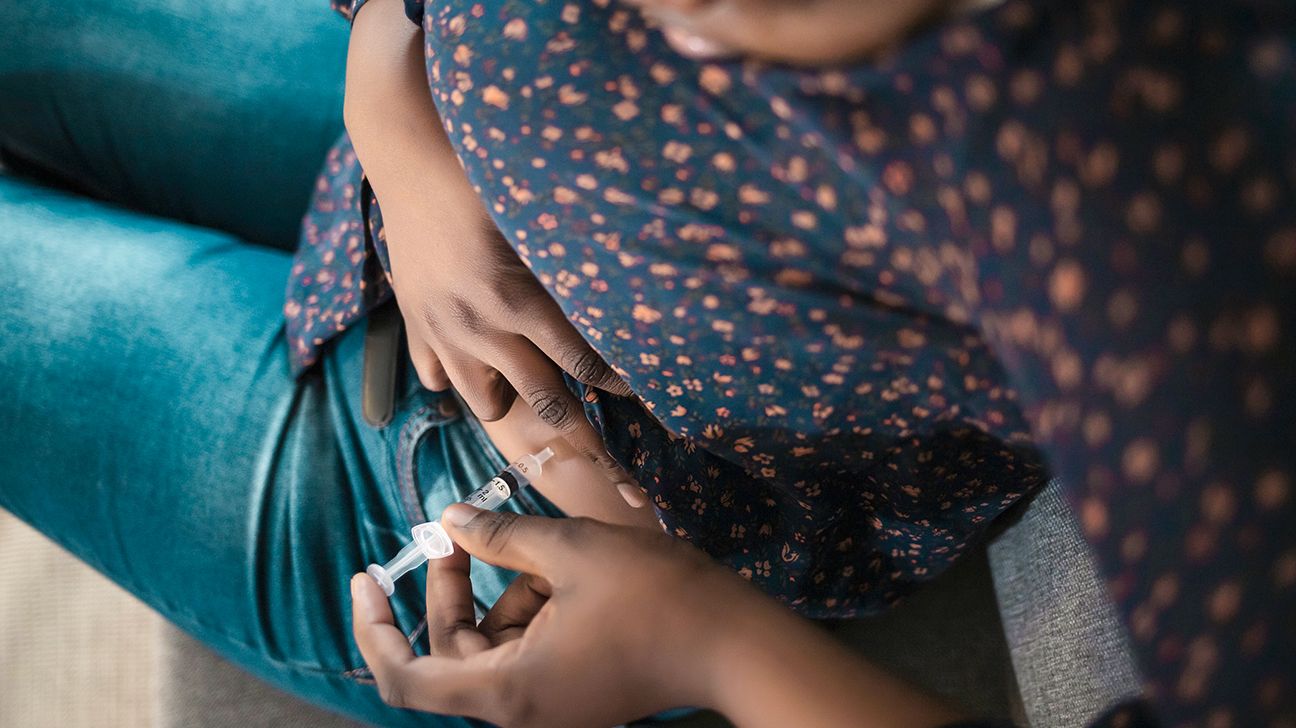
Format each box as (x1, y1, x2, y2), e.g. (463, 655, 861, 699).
(403, 0, 424, 27)
(932, 697, 1158, 727)
(331, 0, 423, 26)
(329, 0, 366, 23)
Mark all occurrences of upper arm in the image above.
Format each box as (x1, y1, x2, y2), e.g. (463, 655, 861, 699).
(342, 0, 426, 137)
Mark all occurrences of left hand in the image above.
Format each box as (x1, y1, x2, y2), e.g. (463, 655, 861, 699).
(343, 0, 645, 507)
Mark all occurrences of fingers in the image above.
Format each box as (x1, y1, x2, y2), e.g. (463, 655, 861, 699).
(494, 342, 647, 507)
(491, 341, 587, 433)
(408, 343, 451, 392)
(421, 346, 648, 509)
(478, 572, 552, 645)
(351, 573, 417, 683)
(445, 360, 517, 421)
(527, 309, 633, 397)
(351, 573, 506, 717)
(416, 342, 644, 510)
(425, 546, 490, 657)
(442, 506, 576, 577)
(660, 24, 738, 60)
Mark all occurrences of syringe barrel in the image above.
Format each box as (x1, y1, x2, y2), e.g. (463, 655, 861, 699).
(368, 448, 557, 595)
(460, 447, 553, 510)
(462, 469, 521, 510)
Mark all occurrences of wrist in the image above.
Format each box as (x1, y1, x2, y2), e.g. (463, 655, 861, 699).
(704, 595, 968, 728)
(686, 580, 806, 716)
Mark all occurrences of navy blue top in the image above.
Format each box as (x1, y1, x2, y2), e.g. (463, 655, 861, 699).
(291, 1, 1296, 724)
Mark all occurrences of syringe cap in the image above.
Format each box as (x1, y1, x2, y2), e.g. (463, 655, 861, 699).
(524, 446, 556, 476)
(412, 522, 455, 560)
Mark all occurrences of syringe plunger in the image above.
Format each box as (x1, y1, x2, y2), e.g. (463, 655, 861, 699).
(365, 448, 553, 595)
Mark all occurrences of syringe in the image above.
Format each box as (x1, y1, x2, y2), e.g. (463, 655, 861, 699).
(365, 447, 554, 596)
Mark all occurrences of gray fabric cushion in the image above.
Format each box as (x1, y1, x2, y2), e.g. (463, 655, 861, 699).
(826, 548, 1024, 723)
(987, 479, 1143, 727)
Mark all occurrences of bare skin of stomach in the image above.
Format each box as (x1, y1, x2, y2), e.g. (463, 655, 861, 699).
(476, 399, 661, 530)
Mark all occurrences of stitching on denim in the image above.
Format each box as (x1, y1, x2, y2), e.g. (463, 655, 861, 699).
(102, 554, 395, 680)
(407, 616, 428, 646)
(395, 403, 437, 525)
(337, 617, 429, 683)
(343, 398, 454, 680)
(80, 401, 448, 682)
(394, 394, 463, 525)
(89, 565, 371, 681)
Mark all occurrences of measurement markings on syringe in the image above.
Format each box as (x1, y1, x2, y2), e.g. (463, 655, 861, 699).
(466, 471, 520, 510)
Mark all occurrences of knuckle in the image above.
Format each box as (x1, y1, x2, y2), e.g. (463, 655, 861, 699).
(415, 366, 442, 391)
(463, 373, 513, 421)
(479, 511, 521, 553)
(564, 346, 609, 384)
(474, 388, 512, 421)
(526, 388, 577, 430)
(417, 296, 449, 338)
(429, 623, 461, 656)
(537, 518, 600, 575)
(492, 280, 540, 321)
(599, 451, 626, 475)
(446, 294, 487, 335)
(553, 517, 589, 550)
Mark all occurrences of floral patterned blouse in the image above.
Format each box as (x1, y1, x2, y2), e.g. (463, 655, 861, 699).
(286, 1, 1295, 725)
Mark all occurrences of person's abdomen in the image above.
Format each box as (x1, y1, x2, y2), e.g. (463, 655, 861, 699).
(479, 403, 661, 529)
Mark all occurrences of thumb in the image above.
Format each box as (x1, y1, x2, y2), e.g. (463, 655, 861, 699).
(441, 505, 570, 576)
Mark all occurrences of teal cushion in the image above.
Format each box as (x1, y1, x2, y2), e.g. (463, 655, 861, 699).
(0, 0, 348, 249)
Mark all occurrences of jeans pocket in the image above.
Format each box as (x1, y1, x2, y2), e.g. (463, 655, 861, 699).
(391, 392, 463, 527)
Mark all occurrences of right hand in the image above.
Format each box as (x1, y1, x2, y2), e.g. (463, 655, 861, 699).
(351, 506, 965, 728)
(351, 505, 768, 727)
(342, 0, 644, 505)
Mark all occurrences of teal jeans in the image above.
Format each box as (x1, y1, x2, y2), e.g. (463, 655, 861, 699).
(0, 1, 558, 725)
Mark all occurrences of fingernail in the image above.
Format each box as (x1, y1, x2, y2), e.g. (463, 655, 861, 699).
(444, 503, 480, 527)
(617, 481, 649, 508)
(351, 575, 373, 618)
(663, 27, 734, 59)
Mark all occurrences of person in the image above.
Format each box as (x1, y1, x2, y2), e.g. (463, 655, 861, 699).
(338, 0, 1294, 726)
(2, 0, 1288, 727)
(0, 0, 1039, 726)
